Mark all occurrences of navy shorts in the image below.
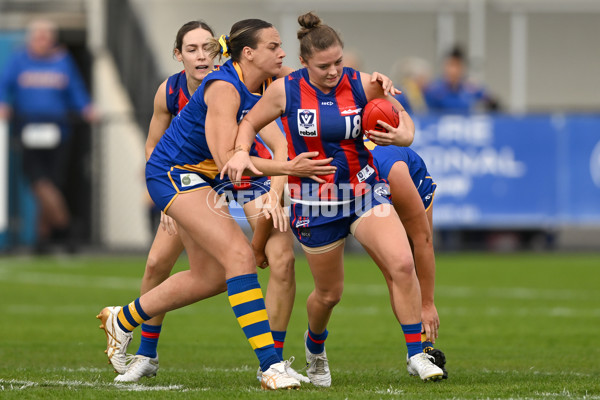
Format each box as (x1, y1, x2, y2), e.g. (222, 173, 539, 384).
(145, 162, 222, 212)
(289, 186, 391, 248)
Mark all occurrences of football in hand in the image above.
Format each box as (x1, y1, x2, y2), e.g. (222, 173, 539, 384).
(362, 98, 400, 135)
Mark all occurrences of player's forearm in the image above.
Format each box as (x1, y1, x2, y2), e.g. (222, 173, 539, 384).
(235, 119, 259, 153)
(248, 157, 289, 177)
(413, 243, 436, 306)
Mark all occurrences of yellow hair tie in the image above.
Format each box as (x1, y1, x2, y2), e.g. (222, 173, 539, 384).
(218, 34, 230, 58)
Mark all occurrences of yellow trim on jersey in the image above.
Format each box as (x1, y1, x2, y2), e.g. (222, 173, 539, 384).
(424, 186, 437, 212)
(175, 160, 219, 179)
(162, 169, 213, 213)
(248, 332, 275, 350)
(236, 309, 269, 328)
(363, 137, 377, 150)
(228, 288, 263, 307)
(232, 61, 273, 95)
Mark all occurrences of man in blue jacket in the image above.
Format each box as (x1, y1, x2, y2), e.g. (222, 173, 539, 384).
(0, 18, 96, 253)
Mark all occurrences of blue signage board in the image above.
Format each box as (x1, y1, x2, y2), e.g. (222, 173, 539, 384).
(410, 114, 600, 228)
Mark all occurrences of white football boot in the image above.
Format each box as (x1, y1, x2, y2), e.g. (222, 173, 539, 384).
(96, 306, 133, 374)
(406, 352, 444, 381)
(260, 361, 301, 390)
(114, 354, 159, 382)
(284, 356, 310, 383)
(304, 330, 331, 387)
(256, 356, 309, 383)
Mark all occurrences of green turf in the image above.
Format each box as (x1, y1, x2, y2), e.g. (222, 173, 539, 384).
(0, 252, 599, 399)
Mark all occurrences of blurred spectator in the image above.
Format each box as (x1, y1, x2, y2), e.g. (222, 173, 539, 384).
(391, 56, 433, 115)
(424, 45, 500, 114)
(0, 18, 97, 253)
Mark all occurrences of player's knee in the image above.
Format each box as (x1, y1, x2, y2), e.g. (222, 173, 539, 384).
(388, 254, 415, 278)
(315, 287, 343, 309)
(268, 249, 295, 281)
(222, 245, 255, 272)
(145, 253, 174, 282)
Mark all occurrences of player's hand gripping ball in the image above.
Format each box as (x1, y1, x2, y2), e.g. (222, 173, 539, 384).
(362, 98, 400, 137)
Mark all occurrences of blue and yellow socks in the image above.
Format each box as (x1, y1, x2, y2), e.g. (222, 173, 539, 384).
(137, 323, 161, 358)
(401, 322, 423, 358)
(227, 274, 279, 372)
(117, 298, 151, 333)
(306, 327, 328, 354)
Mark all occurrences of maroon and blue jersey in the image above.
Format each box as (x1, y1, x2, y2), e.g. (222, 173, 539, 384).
(165, 70, 191, 116)
(281, 67, 380, 203)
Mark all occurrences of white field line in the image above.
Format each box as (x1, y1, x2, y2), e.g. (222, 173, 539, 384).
(341, 282, 598, 302)
(0, 270, 141, 290)
(1, 267, 596, 302)
(0, 378, 196, 392)
(333, 304, 600, 318)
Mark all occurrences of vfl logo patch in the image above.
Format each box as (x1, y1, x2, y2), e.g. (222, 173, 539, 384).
(297, 109, 318, 137)
(356, 164, 375, 183)
(180, 173, 206, 187)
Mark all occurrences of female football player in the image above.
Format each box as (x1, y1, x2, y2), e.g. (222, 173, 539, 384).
(221, 11, 444, 386)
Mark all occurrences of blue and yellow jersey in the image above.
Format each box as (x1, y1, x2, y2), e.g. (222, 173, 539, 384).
(281, 67, 380, 202)
(148, 60, 271, 180)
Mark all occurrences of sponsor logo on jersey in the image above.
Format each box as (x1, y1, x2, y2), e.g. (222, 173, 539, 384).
(321, 101, 334, 106)
(295, 217, 310, 228)
(356, 164, 375, 182)
(298, 109, 318, 137)
(340, 106, 362, 116)
(180, 173, 206, 187)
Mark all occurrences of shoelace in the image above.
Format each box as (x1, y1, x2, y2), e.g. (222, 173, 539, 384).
(283, 356, 300, 371)
(124, 354, 138, 367)
(311, 355, 328, 374)
(106, 317, 132, 356)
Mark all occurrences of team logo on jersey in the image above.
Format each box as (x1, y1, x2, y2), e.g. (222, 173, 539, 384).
(356, 164, 375, 183)
(297, 109, 318, 137)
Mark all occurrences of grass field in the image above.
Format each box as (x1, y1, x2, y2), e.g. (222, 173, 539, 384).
(0, 251, 599, 399)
